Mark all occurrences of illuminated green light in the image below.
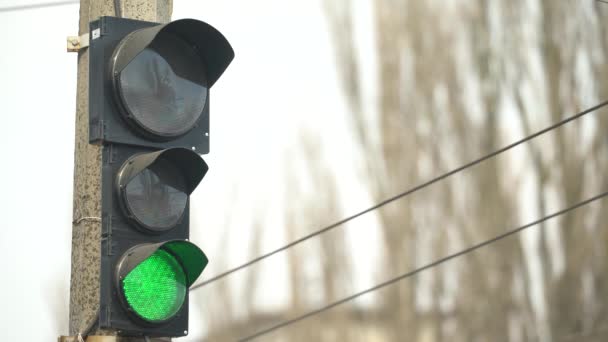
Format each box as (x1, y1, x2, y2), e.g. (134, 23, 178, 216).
(122, 249, 186, 322)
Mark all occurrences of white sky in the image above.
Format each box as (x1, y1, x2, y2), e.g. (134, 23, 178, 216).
(0, 0, 380, 340)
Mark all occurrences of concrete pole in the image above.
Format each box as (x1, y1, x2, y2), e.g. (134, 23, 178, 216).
(69, 0, 172, 338)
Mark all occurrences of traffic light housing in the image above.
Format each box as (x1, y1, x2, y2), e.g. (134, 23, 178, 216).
(89, 16, 233, 337)
(89, 16, 233, 152)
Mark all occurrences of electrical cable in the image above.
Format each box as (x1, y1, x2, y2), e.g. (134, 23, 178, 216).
(0, 0, 78, 13)
(190, 99, 608, 291)
(113, 0, 121, 17)
(237, 190, 608, 341)
(73, 216, 101, 225)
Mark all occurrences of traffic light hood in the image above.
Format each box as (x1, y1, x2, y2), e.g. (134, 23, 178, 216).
(111, 18, 235, 88)
(116, 147, 209, 196)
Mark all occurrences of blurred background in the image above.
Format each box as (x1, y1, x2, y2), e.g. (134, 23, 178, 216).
(1, 0, 608, 341)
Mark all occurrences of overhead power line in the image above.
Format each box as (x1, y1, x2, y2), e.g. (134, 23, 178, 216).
(0, 0, 78, 13)
(191, 99, 608, 291)
(238, 190, 608, 341)
(113, 0, 121, 17)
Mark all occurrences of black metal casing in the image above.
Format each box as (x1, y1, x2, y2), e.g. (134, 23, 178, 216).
(99, 144, 192, 337)
(89, 16, 234, 337)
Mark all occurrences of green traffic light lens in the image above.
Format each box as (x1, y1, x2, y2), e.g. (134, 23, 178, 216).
(122, 248, 187, 322)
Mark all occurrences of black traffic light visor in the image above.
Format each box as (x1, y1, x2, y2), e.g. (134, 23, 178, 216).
(116, 147, 208, 196)
(111, 18, 234, 88)
(116, 240, 209, 288)
(116, 148, 208, 232)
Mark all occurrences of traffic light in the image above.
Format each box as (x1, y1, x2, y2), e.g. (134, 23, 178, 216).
(88, 16, 233, 337)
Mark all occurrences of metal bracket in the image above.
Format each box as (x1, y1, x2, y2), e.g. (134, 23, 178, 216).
(67, 33, 90, 52)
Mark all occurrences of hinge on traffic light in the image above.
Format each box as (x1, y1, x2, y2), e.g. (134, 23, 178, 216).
(89, 120, 107, 143)
(100, 120, 108, 141)
(108, 239, 117, 256)
(107, 142, 117, 164)
(102, 213, 115, 256)
(99, 16, 109, 36)
(101, 213, 111, 236)
(99, 304, 111, 327)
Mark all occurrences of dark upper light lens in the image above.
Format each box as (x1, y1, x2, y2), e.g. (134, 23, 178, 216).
(124, 157, 188, 230)
(122, 248, 187, 322)
(118, 31, 208, 137)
